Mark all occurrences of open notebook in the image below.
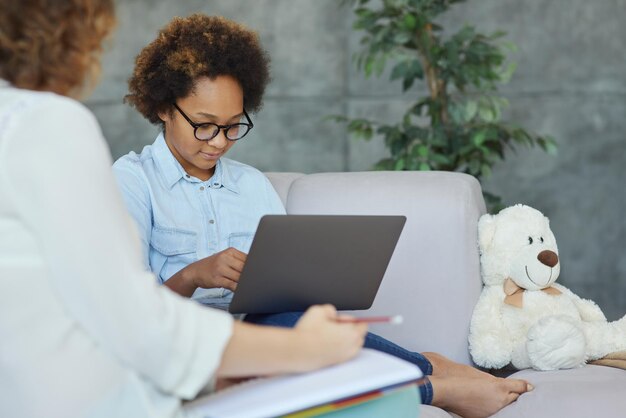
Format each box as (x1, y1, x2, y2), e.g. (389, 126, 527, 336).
(184, 348, 423, 418)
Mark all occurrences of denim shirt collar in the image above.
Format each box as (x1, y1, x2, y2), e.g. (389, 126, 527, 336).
(152, 132, 239, 194)
(213, 158, 240, 194)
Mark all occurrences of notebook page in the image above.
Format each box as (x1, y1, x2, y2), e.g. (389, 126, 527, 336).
(184, 348, 423, 418)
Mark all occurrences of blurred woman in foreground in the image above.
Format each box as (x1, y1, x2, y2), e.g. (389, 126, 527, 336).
(0, 1, 366, 417)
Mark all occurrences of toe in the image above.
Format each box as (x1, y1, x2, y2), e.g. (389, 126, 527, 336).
(506, 378, 532, 394)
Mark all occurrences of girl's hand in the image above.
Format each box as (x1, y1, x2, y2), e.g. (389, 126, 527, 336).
(186, 247, 247, 291)
(293, 305, 368, 371)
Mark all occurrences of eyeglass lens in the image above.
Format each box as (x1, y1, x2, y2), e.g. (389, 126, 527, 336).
(195, 121, 250, 141)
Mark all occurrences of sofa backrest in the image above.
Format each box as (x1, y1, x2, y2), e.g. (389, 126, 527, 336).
(265, 171, 486, 365)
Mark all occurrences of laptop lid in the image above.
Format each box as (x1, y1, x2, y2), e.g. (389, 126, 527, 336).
(228, 214, 406, 314)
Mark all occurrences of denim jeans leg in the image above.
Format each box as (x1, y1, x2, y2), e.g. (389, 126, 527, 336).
(243, 312, 434, 404)
(363, 332, 433, 404)
(244, 311, 304, 328)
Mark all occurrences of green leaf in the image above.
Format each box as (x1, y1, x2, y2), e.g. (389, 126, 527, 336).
(394, 158, 406, 170)
(458, 144, 474, 155)
(448, 102, 465, 124)
(377, 125, 393, 135)
(405, 125, 426, 140)
(406, 158, 420, 170)
(468, 159, 481, 176)
(464, 100, 478, 122)
(402, 77, 415, 91)
(499, 62, 517, 83)
(487, 30, 507, 40)
(492, 96, 510, 110)
(402, 113, 411, 128)
(374, 158, 396, 170)
(480, 163, 493, 178)
(364, 56, 376, 77)
(374, 54, 387, 76)
(390, 62, 407, 81)
(409, 59, 424, 79)
(394, 32, 411, 44)
(418, 162, 431, 171)
(540, 136, 558, 155)
(410, 99, 429, 116)
(472, 130, 487, 146)
(430, 153, 452, 165)
(500, 40, 518, 52)
(478, 106, 495, 123)
(346, 118, 375, 140)
(403, 13, 417, 31)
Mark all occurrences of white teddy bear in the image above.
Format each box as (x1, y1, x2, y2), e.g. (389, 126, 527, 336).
(469, 204, 626, 371)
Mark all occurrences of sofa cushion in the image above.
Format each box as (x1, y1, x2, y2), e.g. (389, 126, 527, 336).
(493, 365, 626, 417)
(264, 172, 304, 207)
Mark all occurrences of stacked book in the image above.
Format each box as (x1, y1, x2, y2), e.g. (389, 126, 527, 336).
(184, 348, 423, 418)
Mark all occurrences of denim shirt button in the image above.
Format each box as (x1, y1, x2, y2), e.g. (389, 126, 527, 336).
(199, 186, 205, 191)
(209, 220, 215, 224)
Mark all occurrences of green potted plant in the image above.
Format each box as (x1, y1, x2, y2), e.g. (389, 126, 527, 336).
(334, 0, 556, 210)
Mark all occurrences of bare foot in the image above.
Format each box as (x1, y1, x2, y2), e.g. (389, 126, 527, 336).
(422, 352, 493, 380)
(429, 375, 532, 418)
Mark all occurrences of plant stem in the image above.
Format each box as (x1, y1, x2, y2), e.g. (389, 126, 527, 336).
(418, 24, 449, 125)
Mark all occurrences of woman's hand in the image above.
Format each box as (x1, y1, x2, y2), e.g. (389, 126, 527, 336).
(293, 305, 368, 372)
(186, 247, 247, 291)
(215, 376, 253, 391)
(216, 305, 367, 378)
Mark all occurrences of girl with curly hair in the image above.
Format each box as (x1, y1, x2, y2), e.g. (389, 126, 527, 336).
(113, 13, 533, 418)
(0, 3, 367, 417)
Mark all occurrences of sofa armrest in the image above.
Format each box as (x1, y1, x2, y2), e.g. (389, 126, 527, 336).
(271, 171, 486, 365)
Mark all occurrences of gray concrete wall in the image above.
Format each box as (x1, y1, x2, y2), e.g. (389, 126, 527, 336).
(90, 0, 625, 320)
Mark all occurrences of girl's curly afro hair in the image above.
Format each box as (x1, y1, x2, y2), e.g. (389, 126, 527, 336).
(125, 14, 270, 125)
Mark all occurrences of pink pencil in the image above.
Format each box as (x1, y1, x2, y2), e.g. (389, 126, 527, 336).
(336, 315, 403, 324)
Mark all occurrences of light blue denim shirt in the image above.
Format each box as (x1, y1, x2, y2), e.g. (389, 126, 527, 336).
(113, 133, 285, 309)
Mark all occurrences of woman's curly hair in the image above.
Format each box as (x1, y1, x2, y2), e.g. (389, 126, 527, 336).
(126, 14, 271, 125)
(0, 0, 115, 96)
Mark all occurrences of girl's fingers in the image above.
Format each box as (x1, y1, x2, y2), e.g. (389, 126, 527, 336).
(228, 248, 248, 262)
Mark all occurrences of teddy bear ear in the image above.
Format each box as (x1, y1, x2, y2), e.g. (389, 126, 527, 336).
(478, 214, 497, 252)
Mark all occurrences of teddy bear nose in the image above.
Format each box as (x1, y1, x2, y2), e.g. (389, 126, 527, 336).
(537, 250, 559, 268)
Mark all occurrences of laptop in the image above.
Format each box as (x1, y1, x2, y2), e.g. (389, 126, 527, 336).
(228, 214, 406, 314)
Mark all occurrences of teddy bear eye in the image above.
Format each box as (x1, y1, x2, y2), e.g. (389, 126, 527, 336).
(528, 236, 533, 244)
(540, 237, 544, 243)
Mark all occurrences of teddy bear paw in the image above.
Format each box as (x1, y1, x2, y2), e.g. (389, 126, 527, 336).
(527, 315, 587, 371)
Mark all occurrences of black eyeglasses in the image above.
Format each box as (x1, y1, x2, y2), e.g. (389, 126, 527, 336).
(172, 103, 254, 141)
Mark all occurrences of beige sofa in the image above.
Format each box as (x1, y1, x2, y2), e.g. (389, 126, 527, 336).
(266, 171, 626, 418)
